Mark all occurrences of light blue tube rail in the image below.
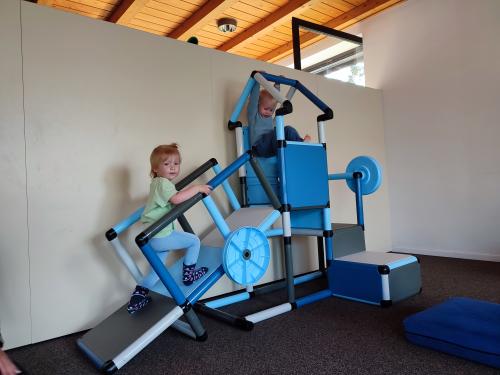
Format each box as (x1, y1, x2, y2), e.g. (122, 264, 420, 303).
(266, 228, 283, 237)
(294, 271, 323, 285)
(230, 78, 256, 123)
(202, 196, 231, 239)
(112, 206, 144, 235)
(204, 292, 251, 309)
(212, 164, 241, 211)
(258, 210, 282, 233)
(275, 115, 285, 140)
(388, 256, 418, 270)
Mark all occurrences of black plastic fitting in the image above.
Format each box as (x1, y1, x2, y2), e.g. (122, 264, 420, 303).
(277, 140, 287, 149)
(317, 108, 334, 121)
(236, 318, 254, 331)
(105, 228, 117, 241)
(378, 265, 390, 275)
(380, 300, 393, 308)
(323, 230, 333, 238)
(180, 301, 192, 313)
(135, 232, 148, 247)
(276, 100, 293, 116)
(102, 360, 117, 374)
(228, 120, 242, 130)
(280, 204, 291, 213)
(196, 331, 208, 342)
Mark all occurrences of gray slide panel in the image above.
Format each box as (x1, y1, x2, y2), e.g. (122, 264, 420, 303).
(78, 292, 177, 366)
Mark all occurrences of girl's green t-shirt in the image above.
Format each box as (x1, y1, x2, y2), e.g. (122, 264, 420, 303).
(141, 177, 176, 238)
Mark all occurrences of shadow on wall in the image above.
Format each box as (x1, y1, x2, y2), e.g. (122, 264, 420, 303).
(90, 165, 149, 293)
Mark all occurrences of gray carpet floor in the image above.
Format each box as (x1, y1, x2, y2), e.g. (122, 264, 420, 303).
(7, 254, 500, 374)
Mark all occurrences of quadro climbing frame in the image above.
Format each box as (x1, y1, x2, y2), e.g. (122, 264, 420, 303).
(78, 155, 283, 373)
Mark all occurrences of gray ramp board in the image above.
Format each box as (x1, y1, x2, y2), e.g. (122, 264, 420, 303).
(77, 292, 177, 367)
(150, 245, 223, 298)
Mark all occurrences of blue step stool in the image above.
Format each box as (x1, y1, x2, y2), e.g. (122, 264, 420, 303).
(404, 297, 500, 368)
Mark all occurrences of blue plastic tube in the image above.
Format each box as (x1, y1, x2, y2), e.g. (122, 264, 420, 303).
(140, 243, 186, 305)
(230, 78, 255, 123)
(258, 210, 281, 233)
(204, 292, 250, 309)
(275, 115, 285, 140)
(295, 81, 330, 113)
(325, 236, 333, 262)
(212, 164, 241, 211)
(202, 196, 231, 239)
(294, 271, 323, 285)
(187, 265, 226, 304)
(295, 289, 332, 308)
(113, 206, 144, 235)
(265, 228, 283, 237)
(328, 172, 354, 181)
(355, 177, 364, 227)
(208, 152, 251, 189)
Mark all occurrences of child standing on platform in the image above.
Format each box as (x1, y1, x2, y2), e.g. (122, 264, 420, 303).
(127, 143, 212, 314)
(248, 80, 310, 158)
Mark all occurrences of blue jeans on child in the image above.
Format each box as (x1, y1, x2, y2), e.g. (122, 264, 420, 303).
(252, 126, 303, 157)
(140, 230, 200, 289)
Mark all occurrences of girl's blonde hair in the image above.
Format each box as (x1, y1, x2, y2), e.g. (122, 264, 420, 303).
(149, 143, 181, 178)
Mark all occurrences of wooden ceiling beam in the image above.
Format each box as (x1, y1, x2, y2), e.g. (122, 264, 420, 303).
(37, 0, 55, 5)
(167, 0, 240, 41)
(217, 0, 318, 53)
(107, 0, 149, 25)
(259, 0, 403, 63)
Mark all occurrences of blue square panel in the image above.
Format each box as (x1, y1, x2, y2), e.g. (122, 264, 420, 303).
(283, 142, 329, 208)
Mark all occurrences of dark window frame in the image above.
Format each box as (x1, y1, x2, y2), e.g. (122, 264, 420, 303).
(292, 17, 363, 71)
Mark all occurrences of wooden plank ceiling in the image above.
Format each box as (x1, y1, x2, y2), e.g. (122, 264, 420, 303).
(36, 0, 402, 63)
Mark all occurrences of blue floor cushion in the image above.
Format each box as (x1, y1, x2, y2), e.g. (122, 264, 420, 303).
(404, 297, 500, 368)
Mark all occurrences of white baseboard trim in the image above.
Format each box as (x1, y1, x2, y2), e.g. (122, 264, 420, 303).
(392, 247, 500, 263)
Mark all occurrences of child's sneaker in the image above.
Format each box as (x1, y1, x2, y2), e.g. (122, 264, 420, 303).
(127, 285, 151, 314)
(182, 263, 208, 286)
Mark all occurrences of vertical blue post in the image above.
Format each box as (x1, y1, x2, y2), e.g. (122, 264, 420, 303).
(322, 207, 333, 262)
(325, 236, 333, 262)
(139, 243, 186, 305)
(355, 176, 364, 227)
(276, 115, 287, 204)
(230, 78, 255, 123)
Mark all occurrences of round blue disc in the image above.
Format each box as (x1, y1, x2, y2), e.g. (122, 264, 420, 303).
(222, 227, 270, 286)
(346, 156, 382, 195)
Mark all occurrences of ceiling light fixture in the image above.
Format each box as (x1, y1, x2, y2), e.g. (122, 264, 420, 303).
(217, 17, 237, 33)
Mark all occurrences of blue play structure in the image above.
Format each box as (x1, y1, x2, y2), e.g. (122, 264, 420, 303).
(77, 71, 421, 374)
(404, 297, 500, 368)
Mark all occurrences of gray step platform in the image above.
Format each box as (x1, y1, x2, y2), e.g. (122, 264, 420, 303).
(77, 292, 177, 369)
